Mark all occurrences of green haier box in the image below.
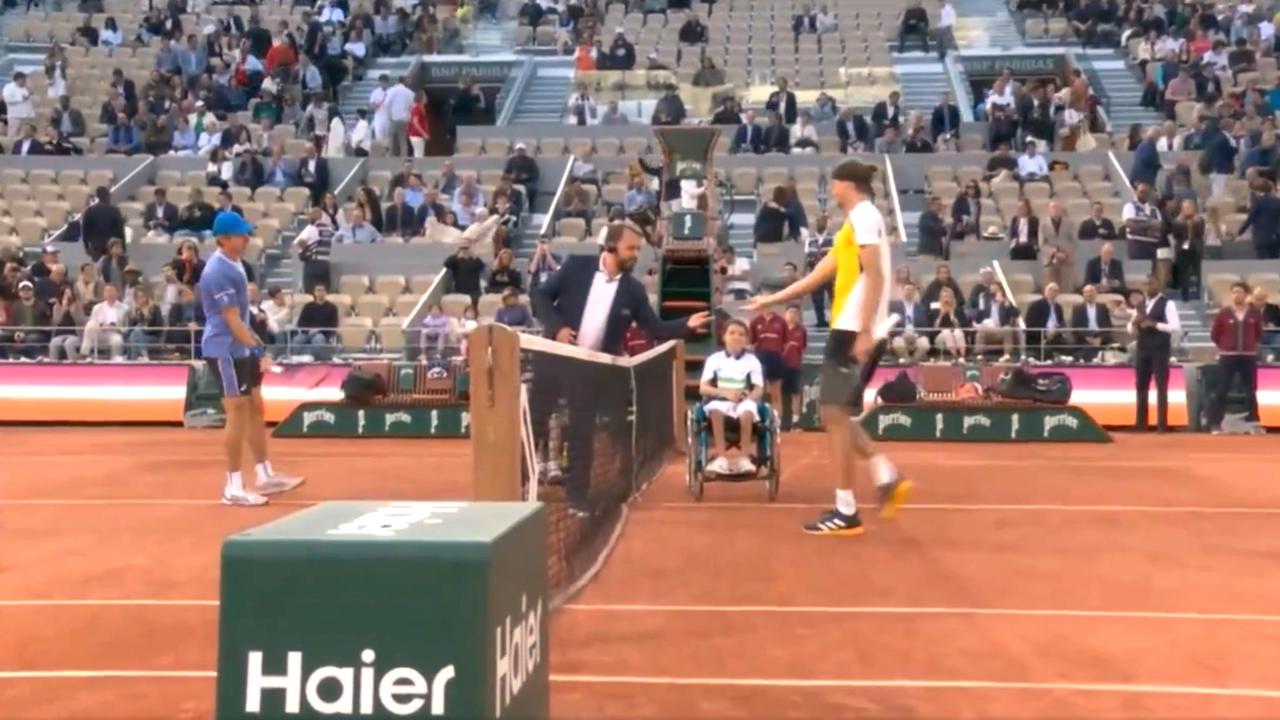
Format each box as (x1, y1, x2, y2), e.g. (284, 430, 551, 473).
(215, 501, 548, 720)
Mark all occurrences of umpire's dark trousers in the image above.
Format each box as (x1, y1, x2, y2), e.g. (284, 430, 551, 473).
(1210, 354, 1259, 428)
(1135, 348, 1170, 430)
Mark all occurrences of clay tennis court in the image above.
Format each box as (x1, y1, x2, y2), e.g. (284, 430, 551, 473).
(4, 427, 1280, 719)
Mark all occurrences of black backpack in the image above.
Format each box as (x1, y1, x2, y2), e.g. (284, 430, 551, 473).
(341, 369, 388, 405)
(877, 370, 919, 405)
(995, 368, 1072, 405)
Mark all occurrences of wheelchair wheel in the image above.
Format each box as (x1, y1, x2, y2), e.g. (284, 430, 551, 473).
(764, 415, 781, 502)
(686, 410, 704, 501)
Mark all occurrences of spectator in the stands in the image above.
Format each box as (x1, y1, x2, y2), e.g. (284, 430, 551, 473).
(144, 188, 180, 239)
(408, 91, 430, 157)
(125, 288, 164, 360)
(445, 244, 486, 304)
(965, 266, 995, 319)
(1008, 198, 1040, 261)
(652, 84, 687, 126)
(384, 188, 423, 238)
(299, 143, 330, 205)
(680, 14, 709, 44)
(319, 191, 346, 228)
(898, 0, 930, 53)
(156, 287, 196, 356)
(48, 286, 84, 361)
(1016, 140, 1049, 182)
(950, 180, 982, 241)
(1072, 284, 1112, 362)
(389, 161, 422, 192)
(1078, 200, 1119, 241)
(836, 107, 870, 153)
(2, 280, 51, 360)
(487, 249, 524, 295)
(235, 149, 266, 191)
(505, 143, 541, 208)
(494, 287, 532, 328)
(793, 4, 818, 35)
(623, 176, 657, 217)
(29, 246, 59, 282)
(1238, 178, 1280, 259)
(178, 189, 216, 238)
(1163, 66, 1197, 118)
(1240, 131, 1276, 181)
(929, 287, 967, 358)
(931, 91, 961, 144)
(82, 284, 127, 361)
(985, 142, 1018, 180)
(73, 263, 102, 312)
(766, 77, 798, 125)
(917, 196, 949, 259)
(51, 95, 86, 139)
(1025, 282, 1068, 360)
(1129, 126, 1162, 188)
(754, 186, 791, 245)
(1254, 287, 1280, 360)
(921, 263, 964, 308)
(1041, 201, 1078, 290)
(81, 187, 126, 263)
(1170, 198, 1205, 300)
(811, 92, 839, 122)
(419, 303, 459, 356)
(692, 57, 725, 88)
(166, 239, 205, 287)
(602, 28, 637, 70)
(904, 125, 934, 153)
(3, 72, 34, 141)
(888, 281, 931, 361)
(105, 113, 141, 156)
(1202, 117, 1240, 198)
(599, 100, 630, 126)
(716, 245, 753, 302)
(293, 284, 339, 360)
(732, 111, 764, 154)
(790, 111, 819, 153)
(871, 91, 902, 139)
(760, 111, 789, 154)
(1084, 242, 1126, 295)
(873, 125, 904, 154)
(335, 207, 382, 244)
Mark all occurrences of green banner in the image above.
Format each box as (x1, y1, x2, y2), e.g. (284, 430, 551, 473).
(274, 403, 471, 438)
(862, 405, 1111, 442)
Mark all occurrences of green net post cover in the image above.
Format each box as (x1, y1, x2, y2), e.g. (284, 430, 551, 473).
(215, 501, 548, 720)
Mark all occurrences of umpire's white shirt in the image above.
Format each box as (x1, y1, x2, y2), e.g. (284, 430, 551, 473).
(577, 256, 621, 352)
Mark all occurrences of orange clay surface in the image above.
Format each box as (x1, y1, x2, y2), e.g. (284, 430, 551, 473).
(3, 428, 1280, 719)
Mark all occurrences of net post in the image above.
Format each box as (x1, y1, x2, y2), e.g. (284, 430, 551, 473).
(468, 324, 523, 501)
(673, 340, 688, 453)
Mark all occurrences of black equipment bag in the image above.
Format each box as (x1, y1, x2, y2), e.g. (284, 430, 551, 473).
(994, 367, 1072, 405)
(877, 370, 919, 404)
(341, 369, 388, 404)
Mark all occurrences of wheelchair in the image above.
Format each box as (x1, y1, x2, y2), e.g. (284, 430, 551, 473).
(685, 400, 781, 501)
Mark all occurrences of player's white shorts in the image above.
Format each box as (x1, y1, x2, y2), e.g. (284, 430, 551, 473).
(704, 399, 759, 421)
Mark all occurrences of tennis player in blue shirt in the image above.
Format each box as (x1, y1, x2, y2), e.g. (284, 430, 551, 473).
(200, 212, 304, 506)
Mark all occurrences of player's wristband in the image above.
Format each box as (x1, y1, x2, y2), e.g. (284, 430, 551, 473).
(250, 346, 265, 359)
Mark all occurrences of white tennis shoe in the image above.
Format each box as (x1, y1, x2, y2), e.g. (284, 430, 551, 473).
(257, 473, 306, 496)
(222, 488, 269, 506)
(706, 456, 733, 475)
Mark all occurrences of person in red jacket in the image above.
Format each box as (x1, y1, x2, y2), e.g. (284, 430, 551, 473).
(1209, 281, 1262, 432)
(749, 306, 788, 413)
(781, 305, 808, 430)
(408, 90, 430, 157)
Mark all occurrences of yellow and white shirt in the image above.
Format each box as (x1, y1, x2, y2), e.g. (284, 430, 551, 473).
(830, 200, 891, 332)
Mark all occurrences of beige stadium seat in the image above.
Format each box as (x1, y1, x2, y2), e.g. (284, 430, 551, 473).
(229, 186, 253, 205)
(375, 274, 407, 297)
(256, 219, 280, 246)
(18, 218, 46, 246)
(540, 138, 566, 156)
(6, 185, 33, 203)
(27, 170, 56, 186)
(1, 169, 25, 186)
(394, 293, 421, 317)
(328, 293, 354, 317)
(41, 202, 70, 227)
(477, 293, 503, 319)
(86, 170, 114, 189)
(595, 138, 621, 156)
(378, 318, 406, 351)
(33, 185, 63, 204)
(254, 186, 282, 204)
(731, 168, 758, 195)
(339, 317, 374, 350)
(1247, 272, 1280, 294)
(338, 274, 370, 297)
(441, 293, 472, 318)
(1206, 273, 1242, 303)
(184, 171, 208, 188)
(409, 274, 436, 294)
(455, 138, 483, 156)
(57, 169, 86, 187)
(557, 217, 587, 240)
(356, 293, 391, 320)
(156, 170, 182, 188)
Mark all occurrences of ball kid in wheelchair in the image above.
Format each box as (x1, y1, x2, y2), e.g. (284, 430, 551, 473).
(686, 318, 781, 501)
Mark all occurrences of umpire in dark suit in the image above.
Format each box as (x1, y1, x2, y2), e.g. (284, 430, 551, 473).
(532, 222, 710, 513)
(1131, 274, 1180, 431)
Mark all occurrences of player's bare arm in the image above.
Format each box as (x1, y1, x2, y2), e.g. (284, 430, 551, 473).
(744, 252, 837, 311)
(854, 243, 885, 362)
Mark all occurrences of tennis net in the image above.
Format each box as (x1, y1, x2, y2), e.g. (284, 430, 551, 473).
(516, 333, 680, 606)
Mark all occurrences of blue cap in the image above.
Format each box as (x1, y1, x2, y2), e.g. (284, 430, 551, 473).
(212, 211, 254, 237)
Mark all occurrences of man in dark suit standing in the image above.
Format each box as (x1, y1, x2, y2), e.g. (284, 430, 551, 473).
(871, 91, 902, 139)
(765, 78, 798, 125)
(143, 187, 180, 236)
(1131, 274, 1181, 431)
(1238, 178, 1280, 259)
(81, 186, 126, 262)
(110, 68, 139, 119)
(298, 143, 330, 206)
(917, 196, 949, 259)
(731, 110, 763, 154)
(930, 92, 961, 144)
(1071, 284, 1112, 362)
(1024, 282, 1068, 360)
(532, 222, 710, 514)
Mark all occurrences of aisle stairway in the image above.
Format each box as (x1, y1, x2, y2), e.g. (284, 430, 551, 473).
(506, 59, 574, 125)
(338, 56, 419, 123)
(952, 0, 1024, 50)
(1075, 51, 1164, 129)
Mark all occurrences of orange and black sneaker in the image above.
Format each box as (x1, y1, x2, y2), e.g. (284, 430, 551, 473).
(803, 509, 864, 536)
(877, 477, 913, 520)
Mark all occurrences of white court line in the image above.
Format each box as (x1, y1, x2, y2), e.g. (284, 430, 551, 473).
(7, 600, 1280, 626)
(562, 604, 1280, 624)
(547, 675, 1280, 700)
(647, 501, 1280, 514)
(4, 670, 1280, 701)
(0, 499, 324, 506)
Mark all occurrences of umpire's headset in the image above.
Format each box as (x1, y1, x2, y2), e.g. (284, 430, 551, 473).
(602, 220, 646, 255)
